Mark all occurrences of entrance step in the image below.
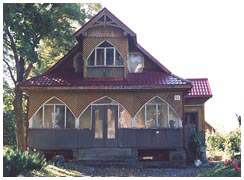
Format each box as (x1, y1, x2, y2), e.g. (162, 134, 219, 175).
(76, 148, 136, 161)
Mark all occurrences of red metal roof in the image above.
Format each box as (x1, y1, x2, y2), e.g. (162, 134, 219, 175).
(185, 78, 212, 98)
(19, 70, 191, 89)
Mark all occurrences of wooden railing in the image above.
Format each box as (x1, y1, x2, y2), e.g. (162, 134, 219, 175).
(28, 128, 184, 150)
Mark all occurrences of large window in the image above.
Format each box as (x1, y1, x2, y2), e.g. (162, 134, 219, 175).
(87, 41, 124, 67)
(133, 97, 182, 129)
(29, 97, 75, 129)
(78, 97, 132, 129)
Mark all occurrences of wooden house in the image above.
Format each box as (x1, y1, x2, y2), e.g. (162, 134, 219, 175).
(19, 8, 212, 167)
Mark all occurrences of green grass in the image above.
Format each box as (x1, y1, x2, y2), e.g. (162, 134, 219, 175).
(197, 164, 241, 177)
(18, 164, 84, 177)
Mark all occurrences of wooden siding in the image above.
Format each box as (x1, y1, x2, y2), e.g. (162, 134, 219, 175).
(28, 91, 184, 121)
(86, 67, 124, 78)
(28, 128, 183, 150)
(118, 129, 183, 148)
(28, 129, 93, 149)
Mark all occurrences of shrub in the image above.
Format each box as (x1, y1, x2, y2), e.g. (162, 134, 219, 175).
(189, 132, 202, 160)
(225, 127, 241, 156)
(3, 146, 46, 177)
(3, 111, 16, 147)
(206, 131, 225, 153)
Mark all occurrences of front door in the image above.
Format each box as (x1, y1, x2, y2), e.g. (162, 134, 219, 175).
(185, 112, 198, 134)
(92, 105, 118, 147)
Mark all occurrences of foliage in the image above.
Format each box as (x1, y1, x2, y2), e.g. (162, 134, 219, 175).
(3, 3, 101, 149)
(197, 163, 241, 177)
(3, 146, 46, 177)
(189, 132, 202, 159)
(206, 130, 225, 157)
(225, 127, 241, 155)
(206, 127, 241, 159)
(3, 80, 16, 147)
(3, 111, 16, 147)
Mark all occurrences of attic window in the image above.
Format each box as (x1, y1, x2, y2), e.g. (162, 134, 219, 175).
(73, 53, 83, 72)
(87, 41, 124, 66)
(128, 53, 144, 73)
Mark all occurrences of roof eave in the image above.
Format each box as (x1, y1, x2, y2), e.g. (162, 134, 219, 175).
(20, 84, 192, 91)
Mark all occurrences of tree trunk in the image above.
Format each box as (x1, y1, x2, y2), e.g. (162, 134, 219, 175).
(14, 87, 26, 150)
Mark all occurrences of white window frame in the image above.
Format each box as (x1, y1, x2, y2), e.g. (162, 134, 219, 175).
(77, 96, 133, 129)
(29, 97, 76, 129)
(86, 40, 124, 67)
(133, 96, 181, 129)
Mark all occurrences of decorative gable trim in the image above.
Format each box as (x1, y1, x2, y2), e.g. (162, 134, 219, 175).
(74, 8, 136, 39)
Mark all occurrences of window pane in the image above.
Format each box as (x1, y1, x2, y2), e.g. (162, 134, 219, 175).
(66, 108, 75, 128)
(128, 54, 143, 73)
(115, 51, 123, 65)
(107, 108, 115, 139)
(135, 107, 145, 128)
(95, 109, 103, 139)
(79, 106, 91, 129)
(31, 107, 43, 128)
(119, 106, 132, 128)
(44, 105, 54, 128)
(54, 105, 65, 128)
(106, 48, 114, 65)
(169, 108, 182, 128)
(96, 49, 104, 65)
(146, 105, 156, 128)
(158, 104, 168, 128)
(87, 51, 95, 66)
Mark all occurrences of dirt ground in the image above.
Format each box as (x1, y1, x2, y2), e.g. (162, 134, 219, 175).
(68, 163, 218, 177)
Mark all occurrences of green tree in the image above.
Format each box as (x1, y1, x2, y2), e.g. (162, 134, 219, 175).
(3, 80, 16, 147)
(3, 3, 101, 149)
(225, 127, 241, 155)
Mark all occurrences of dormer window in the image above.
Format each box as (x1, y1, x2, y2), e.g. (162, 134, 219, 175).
(87, 41, 123, 67)
(86, 41, 124, 78)
(128, 52, 144, 73)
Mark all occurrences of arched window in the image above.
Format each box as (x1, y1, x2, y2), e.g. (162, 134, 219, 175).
(133, 96, 182, 129)
(78, 96, 132, 129)
(87, 41, 124, 66)
(29, 97, 75, 129)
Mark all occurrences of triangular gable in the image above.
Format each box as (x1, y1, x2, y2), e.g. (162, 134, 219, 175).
(74, 7, 174, 74)
(74, 7, 136, 38)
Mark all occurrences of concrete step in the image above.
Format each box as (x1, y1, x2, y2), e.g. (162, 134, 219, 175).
(77, 148, 135, 161)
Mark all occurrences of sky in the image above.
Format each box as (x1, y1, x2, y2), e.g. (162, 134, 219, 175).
(100, 0, 244, 133)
